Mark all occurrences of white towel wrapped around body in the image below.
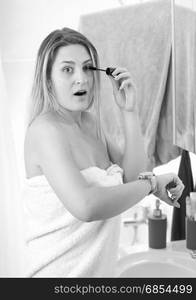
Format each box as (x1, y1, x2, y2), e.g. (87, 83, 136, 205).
(23, 164, 123, 277)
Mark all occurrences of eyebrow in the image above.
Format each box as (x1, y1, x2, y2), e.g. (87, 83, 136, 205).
(60, 59, 93, 65)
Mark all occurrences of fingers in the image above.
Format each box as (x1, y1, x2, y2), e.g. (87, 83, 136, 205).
(109, 66, 136, 91)
(166, 186, 183, 208)
(173, 200, 180, 208)
(163, 196, 178, 207)
(108, 66, 136, 112)
(113, 72, 130, 81)
(172, 174, 184, 187)
(155, 173, 184, 209)
(167, 189, 182, 203)
(119, 79, 132, 90)
(166, 174, 184, 194)
(164, 195, 180, 208)
(170, 186, 184, 199)
(169, 186, 183, 197)
(168, 177, 184, 201)
(112, 67, 128, 76)
(108, 76, 119, 92)
(111, 68, 133, 90)
(169, 185, 182, 194)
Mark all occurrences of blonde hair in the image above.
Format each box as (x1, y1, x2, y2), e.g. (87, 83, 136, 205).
(28, 27, 101, 136)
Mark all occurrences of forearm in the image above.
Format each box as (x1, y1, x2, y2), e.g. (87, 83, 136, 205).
(85, 179, 151, 221)
(121, 110, 148, 182)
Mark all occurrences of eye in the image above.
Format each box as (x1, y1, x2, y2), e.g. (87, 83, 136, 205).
(62, 66, 73, 73)
(83, 65, 93, 72)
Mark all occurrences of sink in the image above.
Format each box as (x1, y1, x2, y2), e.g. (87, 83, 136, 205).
(117, 249, 196, 277)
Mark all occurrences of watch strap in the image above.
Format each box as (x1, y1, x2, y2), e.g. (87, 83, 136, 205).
(138, 172, 157, 194)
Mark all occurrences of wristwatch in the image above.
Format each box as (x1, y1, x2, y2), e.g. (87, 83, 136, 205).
(138, 172, 157, 194)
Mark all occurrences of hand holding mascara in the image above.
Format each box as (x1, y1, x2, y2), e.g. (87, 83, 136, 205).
(88, 65, 136, 111)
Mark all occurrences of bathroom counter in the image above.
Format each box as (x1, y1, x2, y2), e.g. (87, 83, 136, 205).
(119, 239, 189, 259)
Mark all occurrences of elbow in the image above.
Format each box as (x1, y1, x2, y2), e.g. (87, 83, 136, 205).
(76, 209, 94, 223)
(71, 191, 96, 223)
(80, 214, 95, 223)
(72, 204, 94, 223)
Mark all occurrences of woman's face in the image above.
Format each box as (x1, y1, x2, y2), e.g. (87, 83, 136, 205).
(50, 44, 94, 112)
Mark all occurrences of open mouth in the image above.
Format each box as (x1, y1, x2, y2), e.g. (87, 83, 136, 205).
(74, 90, 87, 96)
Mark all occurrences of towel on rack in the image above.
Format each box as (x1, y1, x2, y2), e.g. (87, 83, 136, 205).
(79, 0, 182, 169)
(171, 150, 194, 241)
(174, 5, 196, 154)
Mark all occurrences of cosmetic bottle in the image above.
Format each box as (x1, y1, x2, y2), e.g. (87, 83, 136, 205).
(186, 192, 196, 250)
(148, 199, 167, 249)
(190, 192, 196, 221)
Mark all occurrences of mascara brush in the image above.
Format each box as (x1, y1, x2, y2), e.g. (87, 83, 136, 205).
(88, 66, 115, 77)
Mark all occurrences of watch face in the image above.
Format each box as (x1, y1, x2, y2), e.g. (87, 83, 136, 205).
(144, 175, 151, 179)
(138, 172, 154, 179)
(144, 172, 154, 177)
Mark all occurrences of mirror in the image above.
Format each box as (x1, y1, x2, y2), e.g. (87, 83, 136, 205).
(79, 0, 180, 250)
(170, 0, 196, 242)
(173, 0, 196, 153)
(79, 0, 176, 170)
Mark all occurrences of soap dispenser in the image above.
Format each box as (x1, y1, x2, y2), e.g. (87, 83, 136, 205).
(148, 199, 167, 249)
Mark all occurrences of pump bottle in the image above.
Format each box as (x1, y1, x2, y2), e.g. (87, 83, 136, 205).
(148, 199, 167, 249)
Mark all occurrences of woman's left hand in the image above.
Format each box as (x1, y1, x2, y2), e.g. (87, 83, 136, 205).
(108, 67, 137, 111)
(154, 173, 184, 208)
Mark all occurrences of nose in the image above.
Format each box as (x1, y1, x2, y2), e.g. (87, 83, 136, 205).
(74, 67, 87, 85)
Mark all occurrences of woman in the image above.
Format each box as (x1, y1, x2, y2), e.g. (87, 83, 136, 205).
(23, 27, 184, 277)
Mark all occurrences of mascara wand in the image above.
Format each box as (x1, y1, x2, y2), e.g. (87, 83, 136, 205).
(88, 66, 115, 77)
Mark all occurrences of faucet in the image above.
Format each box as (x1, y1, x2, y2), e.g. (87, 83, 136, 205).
(190, 250, 196, 259)
(123, 206, 150, 245)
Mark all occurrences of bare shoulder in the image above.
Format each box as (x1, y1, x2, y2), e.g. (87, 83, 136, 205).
(27, 113, 58, 135)
(25, 113, 70, 151)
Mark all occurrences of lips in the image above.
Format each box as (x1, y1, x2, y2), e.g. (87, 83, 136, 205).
(73, 90, 87, 96)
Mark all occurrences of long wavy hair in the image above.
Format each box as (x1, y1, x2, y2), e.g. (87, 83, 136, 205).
(28, 27, 101, 136)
